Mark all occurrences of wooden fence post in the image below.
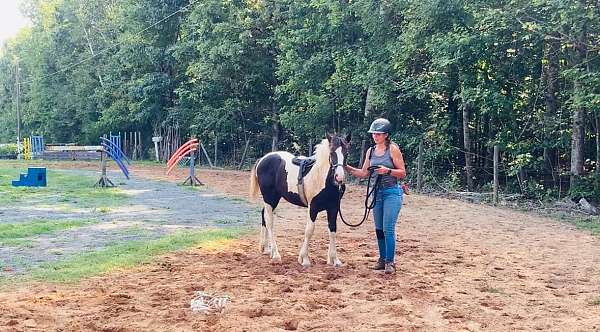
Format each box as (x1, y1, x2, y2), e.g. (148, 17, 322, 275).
(493, 145, 499, 205)
(238, 139, 250, 170)
(133, 131, 138, 160)
(214, 135, 218, 167)
(417, 137, 424, 193)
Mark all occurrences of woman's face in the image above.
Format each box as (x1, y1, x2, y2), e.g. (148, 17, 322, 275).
(371, 132, 388, 144)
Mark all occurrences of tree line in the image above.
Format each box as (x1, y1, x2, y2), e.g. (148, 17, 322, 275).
(0, 0, 598, 201)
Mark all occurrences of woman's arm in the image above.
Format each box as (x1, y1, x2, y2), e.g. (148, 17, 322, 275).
(345, 148, 371, 179)
(389, 144, 406, 179)
(371, 144, 406, 178)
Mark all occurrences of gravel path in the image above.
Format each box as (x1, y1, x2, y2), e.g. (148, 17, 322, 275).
(0, 169, 258, 275)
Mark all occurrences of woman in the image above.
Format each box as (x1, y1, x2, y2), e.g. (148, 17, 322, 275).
(345, 118, 406, 274)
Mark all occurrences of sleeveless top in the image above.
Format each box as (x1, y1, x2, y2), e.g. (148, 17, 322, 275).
(370, 146, 398, 188)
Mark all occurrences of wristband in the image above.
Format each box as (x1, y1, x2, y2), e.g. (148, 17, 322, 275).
(386, 169, 392, 175)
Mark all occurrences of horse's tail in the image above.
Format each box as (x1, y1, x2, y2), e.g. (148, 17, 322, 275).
(249, 159, 260, 200)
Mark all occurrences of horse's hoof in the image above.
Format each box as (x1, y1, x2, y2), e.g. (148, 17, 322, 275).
(271, 253, 282, 263)
(328, 257, 342, 267)
(298, 256, 311, 267)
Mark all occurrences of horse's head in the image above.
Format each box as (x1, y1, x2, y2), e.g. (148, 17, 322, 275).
(326, 132, 351, 185)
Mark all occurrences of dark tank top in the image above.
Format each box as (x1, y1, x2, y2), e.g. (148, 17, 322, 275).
(370, 146, 398, 188)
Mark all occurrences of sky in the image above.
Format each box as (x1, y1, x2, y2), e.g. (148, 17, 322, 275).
(0, 1, 30, 47)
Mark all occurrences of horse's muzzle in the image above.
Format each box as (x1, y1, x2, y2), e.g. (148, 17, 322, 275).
(334, 174, 345, 184)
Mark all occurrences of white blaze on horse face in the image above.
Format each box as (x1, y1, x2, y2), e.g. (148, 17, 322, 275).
(334, 147, 345, 183)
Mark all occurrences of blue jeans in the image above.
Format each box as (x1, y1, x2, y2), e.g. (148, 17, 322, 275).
(372, 185, 403, 263)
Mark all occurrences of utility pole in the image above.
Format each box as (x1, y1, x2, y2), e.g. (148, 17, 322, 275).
(15, 58, 22, 157)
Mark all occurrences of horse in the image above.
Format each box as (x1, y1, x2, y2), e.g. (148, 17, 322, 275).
(249, 133, 351, 267)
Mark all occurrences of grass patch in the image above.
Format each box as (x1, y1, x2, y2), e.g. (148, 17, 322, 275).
(571, 217, 600, 235)
(0, 238, 31, 247)
(0, 219, 96, 245)
(28, 228, 247, 283)
(590, 297, 600, 306)
(480, 286, 503, 294)
(229, 196, 250, 203)
(0, 162, 128, 208)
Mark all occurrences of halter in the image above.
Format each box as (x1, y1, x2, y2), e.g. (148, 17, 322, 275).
(328, 151, 347, 185)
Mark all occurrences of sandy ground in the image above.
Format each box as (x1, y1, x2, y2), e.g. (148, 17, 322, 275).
(0, 163, 599, 332)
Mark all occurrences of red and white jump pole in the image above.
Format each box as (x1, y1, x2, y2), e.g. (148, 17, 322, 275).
(166, 138, 203, 186)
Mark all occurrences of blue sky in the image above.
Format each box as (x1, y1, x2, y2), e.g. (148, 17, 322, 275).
(0, 1, 30, 46)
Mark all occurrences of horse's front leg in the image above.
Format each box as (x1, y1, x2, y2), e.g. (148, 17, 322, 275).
(298, 207, 317, 267)
(326, 207, 342, 267)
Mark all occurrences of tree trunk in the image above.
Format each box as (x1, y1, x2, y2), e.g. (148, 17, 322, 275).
(570, 109, 585, 187)
(82, 26, 104, 87)
(363, 86, 374, 145)
(570, 29, 587, 188)
(364, 86, 374, 119)
(447, 66, 461, 165)
(596, 112, 600, 179)
(542, 34, 560, 188)
(271, 108, 280, 152)
(463, 102, 474, 191)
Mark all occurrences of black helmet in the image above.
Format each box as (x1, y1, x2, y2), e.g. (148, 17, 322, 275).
(367, 118, 391, 134)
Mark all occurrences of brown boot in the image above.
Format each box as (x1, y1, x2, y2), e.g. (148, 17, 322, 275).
(371, 258, 385, 271)
(384, 262, 396, 274)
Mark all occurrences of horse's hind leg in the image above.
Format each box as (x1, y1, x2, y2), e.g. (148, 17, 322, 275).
(263, 202, 282, 263)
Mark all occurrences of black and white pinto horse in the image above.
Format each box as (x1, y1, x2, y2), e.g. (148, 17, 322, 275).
(249, 133, 350, 267)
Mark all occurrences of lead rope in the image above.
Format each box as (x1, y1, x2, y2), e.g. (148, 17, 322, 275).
(338, 167, 381, 227)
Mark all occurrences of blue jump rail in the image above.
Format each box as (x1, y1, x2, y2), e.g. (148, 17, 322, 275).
(100, 137, 131, 165)
(102, 144, 130, 179)
(100, 138, 130, 179)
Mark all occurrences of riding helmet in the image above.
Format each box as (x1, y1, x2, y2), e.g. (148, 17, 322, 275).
(367, 118, 391, 134)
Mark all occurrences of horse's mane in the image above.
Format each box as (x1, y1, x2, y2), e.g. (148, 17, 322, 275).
(304, 139, 331, 202)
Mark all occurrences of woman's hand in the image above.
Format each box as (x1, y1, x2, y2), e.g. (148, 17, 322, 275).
(375, 166, 392, 175)
(344, 165, 354, 176)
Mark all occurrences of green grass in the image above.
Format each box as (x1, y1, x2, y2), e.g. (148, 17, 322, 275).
(26, 228, 247, 283)
(590, 297, 600, 306)
(480, 286, 504, 294)
(571, 217, 600, 235)
(0, 163, 128, 208)
(0, 219, 96, 245)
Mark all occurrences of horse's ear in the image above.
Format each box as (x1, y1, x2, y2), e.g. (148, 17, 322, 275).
(326, 132, 333, 142)
(345, 132, 351, 143)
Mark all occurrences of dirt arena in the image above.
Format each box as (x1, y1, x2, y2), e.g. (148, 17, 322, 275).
(1, 163, 599, 331)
